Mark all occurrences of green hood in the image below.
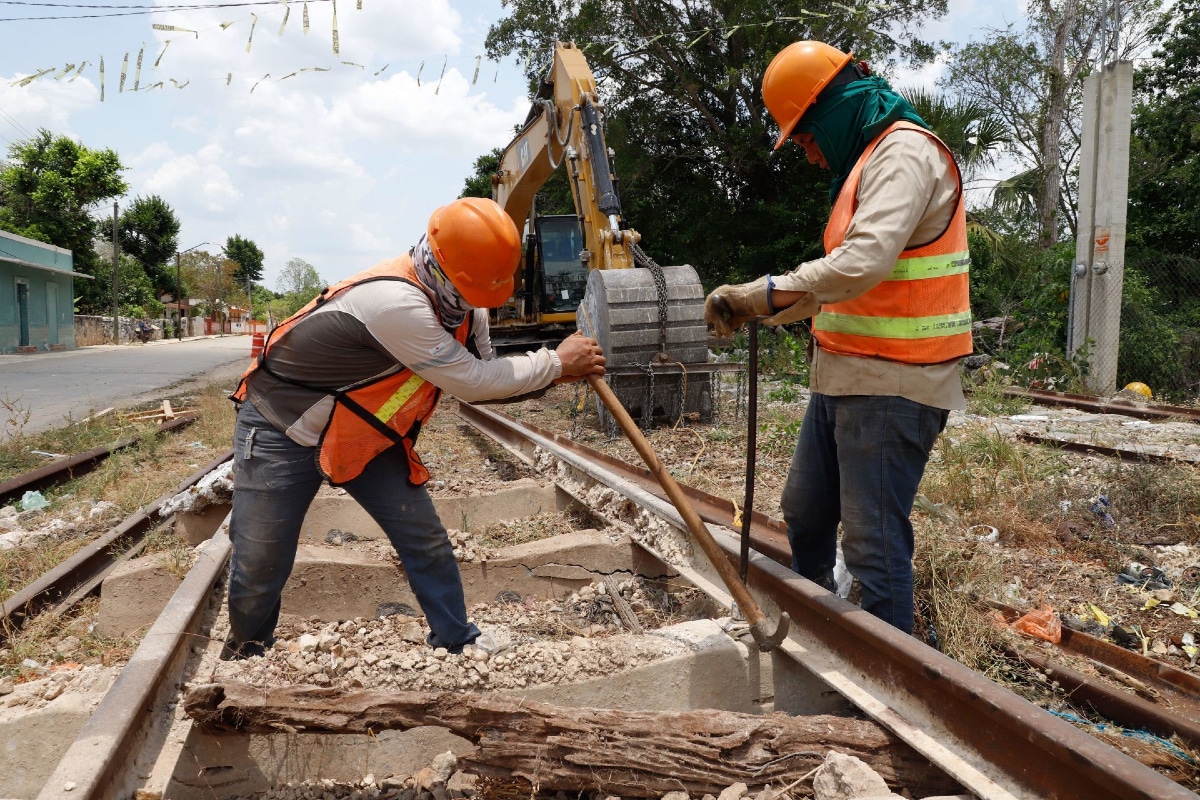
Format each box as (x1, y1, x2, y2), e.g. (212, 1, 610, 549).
(795, 74, 929, 201)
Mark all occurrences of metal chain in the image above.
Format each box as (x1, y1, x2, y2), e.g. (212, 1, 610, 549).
(632, 242, 669, 358)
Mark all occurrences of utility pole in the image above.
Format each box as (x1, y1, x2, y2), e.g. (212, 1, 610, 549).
(175, 242, 210, 341)
(176, 252, 183, 341)
(111, 201, 119, 344)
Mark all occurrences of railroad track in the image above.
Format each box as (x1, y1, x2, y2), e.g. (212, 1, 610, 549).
(0, 447, 234, 642)
(21, 404, 1199, 800)
(0, 414, 199, 507)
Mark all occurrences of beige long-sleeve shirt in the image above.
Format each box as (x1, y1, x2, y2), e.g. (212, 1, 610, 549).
(768, 129, 967, 410)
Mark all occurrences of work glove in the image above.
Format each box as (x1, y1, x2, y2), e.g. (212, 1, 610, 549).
(704, 276, 772, 337)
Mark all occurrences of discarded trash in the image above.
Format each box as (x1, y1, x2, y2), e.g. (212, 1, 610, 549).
(1181, 565, 1200, 588)
(1111, 624, 1143, 650)
(914, 493, 960, 523)
(1085, 602, 1112, 628)
(1009, 414, 1049, 422)
(1123, 381, 1153, 398)
(19, 491, 49, 511)
(1011, 605, 1062, 644)
(1117, 562, 1173, 591)
(1089, 493, 1116, 529)
(1049, 710, 1194, 762)
(29, 450, 66, 459)
(969, 524, 1000, 544)
(1169, 602, 1198, 620)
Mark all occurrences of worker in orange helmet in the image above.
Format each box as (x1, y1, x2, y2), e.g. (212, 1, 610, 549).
(225, 197, 605, 660)
(705, 41, 972, 637)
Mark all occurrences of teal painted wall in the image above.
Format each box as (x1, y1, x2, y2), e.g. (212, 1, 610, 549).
(0, 230, 76, 353)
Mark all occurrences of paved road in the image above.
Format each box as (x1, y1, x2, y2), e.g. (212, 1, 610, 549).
(0, 336, 254, 438)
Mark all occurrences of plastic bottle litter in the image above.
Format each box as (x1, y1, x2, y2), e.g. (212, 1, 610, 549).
(19, 490, 49, 511)
(1089, 493, 1116, 529)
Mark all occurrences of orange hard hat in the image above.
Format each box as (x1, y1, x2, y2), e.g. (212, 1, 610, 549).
(427, 197, 520, 308)
(762, 40, 854, 150)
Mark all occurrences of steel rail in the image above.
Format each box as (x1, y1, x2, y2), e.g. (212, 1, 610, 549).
(458, 402, 1195, 800)
(1014, 430, 1200, 465)
(0, 415, 198, 506)
(0, 447, 234, 641)
(1004, 387, 1200, 423)
(36, 525, 232, 800)
(462, 401, 1200, 713)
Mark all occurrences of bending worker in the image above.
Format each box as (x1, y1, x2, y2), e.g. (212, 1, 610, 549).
(226, 197, 606, 659)
(705, 41, 971, 634)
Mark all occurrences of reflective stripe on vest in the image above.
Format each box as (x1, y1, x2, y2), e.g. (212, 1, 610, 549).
(813, 121, 973, 364)
(375, 374, 427, 423)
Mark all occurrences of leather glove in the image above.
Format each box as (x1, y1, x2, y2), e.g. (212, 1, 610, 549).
(704, 276, 772, 337)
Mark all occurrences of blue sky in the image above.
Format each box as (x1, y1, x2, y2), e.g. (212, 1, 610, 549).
(0, 1, 1026, 290)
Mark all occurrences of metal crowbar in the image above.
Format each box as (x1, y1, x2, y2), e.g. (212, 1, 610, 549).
(586, 373, 791, 650)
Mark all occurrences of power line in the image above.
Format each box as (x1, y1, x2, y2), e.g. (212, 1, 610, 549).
(0, 0, 331, 21)
(0, 105, 35, 140)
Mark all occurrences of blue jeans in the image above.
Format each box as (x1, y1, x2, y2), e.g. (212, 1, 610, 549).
(226, 401, 480, 656)
(781, 394, 948, 634)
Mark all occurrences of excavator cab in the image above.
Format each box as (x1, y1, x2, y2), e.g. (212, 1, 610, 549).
(536, 215, 588, 315)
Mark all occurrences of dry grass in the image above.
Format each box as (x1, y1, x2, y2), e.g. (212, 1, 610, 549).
(0, 380, 238, 677)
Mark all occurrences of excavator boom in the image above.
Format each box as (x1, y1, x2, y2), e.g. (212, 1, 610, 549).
(489, 42, 714, 428)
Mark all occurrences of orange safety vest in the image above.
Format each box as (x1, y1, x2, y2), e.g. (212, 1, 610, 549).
(232, 253, 471, 487)
(812, 121, 973, 364)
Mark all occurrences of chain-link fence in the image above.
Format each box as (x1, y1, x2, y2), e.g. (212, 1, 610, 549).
(1110, 248, 1200, 402)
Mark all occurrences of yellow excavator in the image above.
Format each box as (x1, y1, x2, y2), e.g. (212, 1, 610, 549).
(489, 42, 718, 425)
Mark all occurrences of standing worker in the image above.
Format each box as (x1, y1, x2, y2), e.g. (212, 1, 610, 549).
(225, 197, 606, 659)
(705, 41, 971, 635)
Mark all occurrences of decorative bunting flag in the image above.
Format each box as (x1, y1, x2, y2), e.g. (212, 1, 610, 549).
(133, 45, 144, 91)
(99, 56, 105, 101)
(226, 72, 233, 85)
(54, 63, 76, 80)
(246, 13, 258, 53)
(303, 1, 310, 34)
(434, 56, 446, 95)
(331, 0, 339, 55)
(251, 73, 271, 93)
(154, 40, 171, 69)
(279, 1, 290, 35)
(69, 61, 88, 82)
(374, 63, 388, 76)
(472, 55, 480, 85)
(152, 24, 198, 39)
(119, 52, 128, 92)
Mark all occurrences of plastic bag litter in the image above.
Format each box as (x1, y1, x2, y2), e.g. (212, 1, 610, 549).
(20, 490, 49, 511)
(1012, 605, 1062, 644)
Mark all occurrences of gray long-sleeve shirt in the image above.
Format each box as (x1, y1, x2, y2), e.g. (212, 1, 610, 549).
(245, 279, 562, 446)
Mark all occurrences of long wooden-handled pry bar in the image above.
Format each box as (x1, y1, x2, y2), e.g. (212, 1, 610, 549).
(586, 374, 791, 650)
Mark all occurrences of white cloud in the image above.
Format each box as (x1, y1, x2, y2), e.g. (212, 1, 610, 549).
(0, 76, 96, 142)
(138, 151, 241, 213)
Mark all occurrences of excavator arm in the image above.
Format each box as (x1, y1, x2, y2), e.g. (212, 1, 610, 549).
(492, 42, 637, 277)
(487, 43, 713, 429)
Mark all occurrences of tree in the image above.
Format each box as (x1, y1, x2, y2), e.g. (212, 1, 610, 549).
(272, 257, 325, 318)
(484, 1, 952, 287)
(118, 195, 180, 298)
(941, 0, 1166, 248)
(182, 249, 239, 327)
(0, 129, 127, 311)
(223, 234, 265, 288)
(1128, 0, 1200, 256)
